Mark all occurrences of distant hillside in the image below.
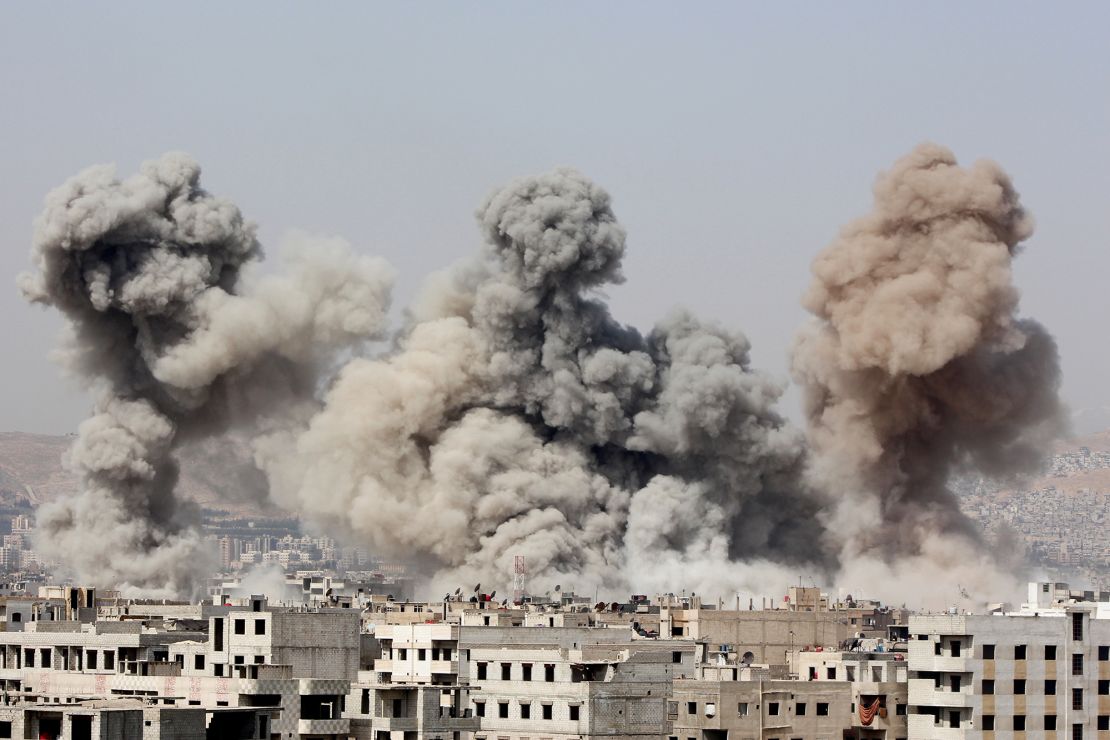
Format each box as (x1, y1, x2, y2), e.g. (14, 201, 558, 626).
(0, 431, 276, 517)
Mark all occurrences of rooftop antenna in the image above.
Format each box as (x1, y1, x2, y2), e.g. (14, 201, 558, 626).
(513, 556, 527, 603)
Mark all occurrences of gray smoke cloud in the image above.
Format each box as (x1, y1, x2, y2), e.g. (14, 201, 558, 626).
(792, 143, 1064, 602)
(24, 146, 1062, 605)
(257, 167, 827, 597)
(20, 154, 393, 596)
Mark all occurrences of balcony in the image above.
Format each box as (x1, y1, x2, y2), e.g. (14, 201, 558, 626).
(430, 660, 459, 674)
(908, 713, 970, 740)
(908, 641, 969, 673)
(297, 718, 350, 734)
(908, 679, 972, 708)
(371, 716, 418, 731)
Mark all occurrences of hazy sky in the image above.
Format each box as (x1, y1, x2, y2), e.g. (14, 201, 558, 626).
(2, 2, 1107, 435)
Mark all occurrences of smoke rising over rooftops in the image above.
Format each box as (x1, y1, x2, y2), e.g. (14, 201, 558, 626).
(21, 144, 1061, 604)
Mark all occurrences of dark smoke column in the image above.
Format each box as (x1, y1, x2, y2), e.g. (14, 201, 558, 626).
(793, 143, 1063, 576)
(20, 154, 393, 596)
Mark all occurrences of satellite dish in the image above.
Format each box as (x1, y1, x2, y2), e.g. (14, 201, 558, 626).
(501, 598, 508, 607)
(690, 592, 695, 598)
(455, 588, 462, 596)
(554, 584, 561, 592)
(489, 590, 496, 599)
(474, 583, 481, 593)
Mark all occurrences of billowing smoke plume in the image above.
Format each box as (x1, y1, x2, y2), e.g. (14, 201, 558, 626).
(20, 154, 393, 596)
(792, 143, 1064, 600)
(258, 168, 827, 597)
(24, 145, 1062, 605)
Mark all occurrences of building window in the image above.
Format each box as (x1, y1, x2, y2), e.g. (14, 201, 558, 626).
(498, 703, 509, 719)
(934, 642, 942, 656)
(768, 702, 780, 716)
(951, 640, 961, 657)
(982, 714, 994, 731)
(1099, 679, 1109, 695)
(1014, 679, 1026, 695)
(1046, 645, 1057, 660)
(982, 679, 994, 695)
(522, 663, 532, 681)
(982, 644, 995, 659)
(687, 702, 697, 715)
(1015, 644, 1027, 660)
(1072, 612, 1084, 641)
(1072, 688, 1083, 710)
(398, 648, 407, 660)
(234, 619, 245, 635)
(194, 655, 204, 670)
(1046, 679, 1057, 695)
(738, 703, 750, 716)
(521, 703, 531, 719)
(569, 705, 579, 721)
(475, 702, 485, 718)
(477, 663, 487, 680)
(1099, 646, 1109, 661)
(1046, 714, 1057, 730)
(418, 649, 426, 660)
(896, 704, 906, 716)
(1072, 653, 1084, 676)
(501, 663, 511, 680)
(214, 664, 223, 677)
(1097, 716, 1109, 732)
(544, 664, 555, 682)
(672, 651, 682, 663)
(1073, 723, 1083, 740)
(1013, 715, 1025, 731)
(816, 703, 829, 716)
(104, 652, 114, 670)
(542, 704, 552, 720)
(827, 667, 836, 679)
(796, 703, 806, 716)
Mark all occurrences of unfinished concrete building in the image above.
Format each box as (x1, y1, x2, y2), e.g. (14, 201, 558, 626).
(0, 597, 358, 739)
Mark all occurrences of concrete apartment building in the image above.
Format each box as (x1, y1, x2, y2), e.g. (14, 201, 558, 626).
(465, 626, 697, 740)
(0, 700, 273, 739)
(346, 623, 480, 740)
(0, 593, 359, 739)
(670, 677, 853, 740)
(794, 650, 909, 738)
(660, 607, 851, 665)
(355, 622, 697, 740)
(908, 582, 1110, 739)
